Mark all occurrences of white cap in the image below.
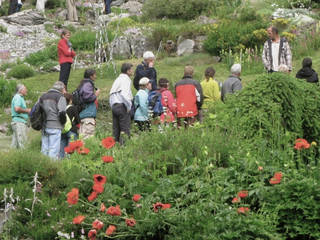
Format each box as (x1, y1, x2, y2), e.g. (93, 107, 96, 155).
(143, 51, 155, 59)
(231, 64, 241, 74)
(139, 77, 150, 86)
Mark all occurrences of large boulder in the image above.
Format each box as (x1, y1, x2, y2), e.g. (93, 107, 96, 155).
(111, 0, 125, 6)
(111, 36, 131, 59)
(120, 1, 143, 16)
(272, 8, 317, 27)
(177, 39, 195, 56)
(2, 9, 46, 26)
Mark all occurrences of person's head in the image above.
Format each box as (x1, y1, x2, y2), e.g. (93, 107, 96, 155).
(16, 84, 27, 96)
(139, 77, 150, 89)
(61, 30, 71, 40)
(184, 65, 194, 77)
(159, 78, 170, 89)
(84, 69, 96, 81)
(278, 64, 289, 73)
(64, 92, 73, 105)
(302, 57, 312, 68)
(205, 67, 216, 80)
(231, 64, 241, 77)
(143, 51, 155, 64)
(267, 26, 279, 40)
(52, 81, 66, 93)
(121, 63, 133, 76)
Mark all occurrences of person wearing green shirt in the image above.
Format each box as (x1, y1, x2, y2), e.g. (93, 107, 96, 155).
(11, 84, 30, 149)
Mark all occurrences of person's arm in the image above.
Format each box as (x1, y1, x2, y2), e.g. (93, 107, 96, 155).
(212, 81, 221, 101)
(194, 81, 203, 108)
(14, 106, 30, 114)
(165, 91, 177, 113)
(120, 77, 133, 112)
(148, 68, 157, 90)
(58, 40, 74, 57)
(232, 80, 242, 93)
(57, 96, 67, 124)
(81, 83, 97, 103)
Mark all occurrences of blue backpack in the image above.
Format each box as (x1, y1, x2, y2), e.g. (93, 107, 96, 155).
(148, 90, 163, 117)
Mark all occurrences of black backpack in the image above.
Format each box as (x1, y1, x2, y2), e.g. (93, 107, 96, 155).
(72, 88, 85, 113)
(29, 99, 46, 131)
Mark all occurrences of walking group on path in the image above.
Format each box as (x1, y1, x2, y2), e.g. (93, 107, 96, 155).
(10, 25, 319, 159)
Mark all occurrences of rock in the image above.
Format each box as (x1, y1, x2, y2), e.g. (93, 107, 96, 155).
(4, 108, 11, 115)
(272, 8, 317, 27)
(111, 0, 125, 6)
(194, 35, 207, 52)
(2, 9, 46, 26)
(97, 13, 130, 25)
(124, 27, 147, 57)
(177, 39, 195, 56)
(0, 123, 8, 134)
(112, 36, 131, 59)
(120, 1, 143, 16)
(55, 8, 68, 19)
(194, 15, 218, 25)
(52, 65, 60, 72)
(212, 56, 221, 63)
(128, 0, 145, 3)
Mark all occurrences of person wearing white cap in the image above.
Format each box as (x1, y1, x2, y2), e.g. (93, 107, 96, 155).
(221, 64, 242, 102)
(134, 77, 152, 131)
(133, 51, 157, 91)
(11, 84, 30, 149)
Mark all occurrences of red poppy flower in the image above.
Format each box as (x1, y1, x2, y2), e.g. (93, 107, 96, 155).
(93, 174, 107, 185)
(274, 172, 283, 180)
(88, 191, 98, 202)
(102, 156, 114, 163)
(237, 190, 248, 198)
(162, 203, 171, 210)
(232, 197, 240, 203)
(88, 229, 97, 240)
(92, 183, 104, 194)
(69, 140, 84, 150)
(237, 207, 250, 215)
(269, 177, 281, 185)
(106, 225, 116, 236)
(125, 218, 136, 227)
(106, 205, 121, 216)
(92, 219, 104, 230)
(64, 146, 74, 154)
(101, 137, 116, 149)
(73, 215, 85, 224)
(67, 188, 79, 205)
(77, 147, 90, 155)
(132, 194, 141, 202)
(100, 203, 106, 212)
(294, 138, 310, 150)
(153, 202, 171, 212)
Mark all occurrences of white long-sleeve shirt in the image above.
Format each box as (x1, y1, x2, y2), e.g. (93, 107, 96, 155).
(109, 73, 133, 111)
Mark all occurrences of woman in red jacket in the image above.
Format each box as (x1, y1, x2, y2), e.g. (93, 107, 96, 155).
(58, 30, 76, 89)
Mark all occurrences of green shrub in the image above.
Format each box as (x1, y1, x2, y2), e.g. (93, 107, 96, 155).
(25, 44, 57, 67)
(0, 62, 16, 72)
(7, 64, 35, 79)
(45, 0, 64, 9)
(40, 60, 58, 72)
(70, 30, 96, 51)
(0, 77, 16, 107)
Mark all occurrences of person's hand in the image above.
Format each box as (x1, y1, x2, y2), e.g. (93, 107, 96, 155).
(95, 89, 100, 97)
(26, 108, 31, 114)
(149, 60, 154, 68)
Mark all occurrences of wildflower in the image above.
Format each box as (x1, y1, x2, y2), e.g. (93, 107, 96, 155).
(100, 203, 106, 212)
(106, 225, 116, 236)
(93, 174, 107, 185)
(88, 229, 97, 240)
(237, 207, 250, 215)
(294, 138, 310, 150)
(132, 194, 141, 202)
(102, 156, 114, 163)
(274, 172, 282, 180)
(232, 197, 240, 203)
(77, 147, 90, 155)
(106, 205, 121, 216)
(101, 137, 116, 149)
(64, 146, 74, 154)
(153, 202, 171, 212)
(92, 184, 104, 194)
(92, 219, 104, 230)
(69, 140, 84, 150)
(67, 188, 79, 205)
(125, 218, 136, 227)
(311, 141, 317, 146)
(237, 190, 248, 198)
(269, 177, 281, 185)
(88, 191, 98, 202)
(73, 215, 85, 224)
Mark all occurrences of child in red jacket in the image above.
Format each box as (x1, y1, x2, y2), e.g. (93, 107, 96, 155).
(158, 78, 176, 123)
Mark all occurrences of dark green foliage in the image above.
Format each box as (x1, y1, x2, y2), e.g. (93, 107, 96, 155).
(45, 0, 65, 9)
(24, 44, 57, 67)
(0, 77, 16, 107)
(70, 30, 96, 51)
(7, 64, 35, 79)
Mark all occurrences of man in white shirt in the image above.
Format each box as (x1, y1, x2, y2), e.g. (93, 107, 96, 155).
(262, 26, 292, 73)
(109, 63, 133, 144)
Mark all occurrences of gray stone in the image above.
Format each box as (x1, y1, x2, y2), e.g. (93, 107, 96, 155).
(272, 8, 317, 27)
(111, 0, 125, 6)
(2, 9, 46, 26)
(120, 1, 143, 16)
(124, 27, 146, 57)
(177, 39, 195, 56)
(194, 15, 218, 25)
(56, 8, 68, 19)
(112, 36, 131, 59)
(0, 123, 8, 134)
(194, 35, 207, 52)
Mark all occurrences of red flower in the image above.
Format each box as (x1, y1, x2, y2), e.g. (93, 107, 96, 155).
(100, 203, 106, 212)
(93, 174, 107, 185)
(269, 177, 281, 185)
(64, 146, 74, 154)
(106, 205, 121, 216)
(132, 194, 141, 202)
(67, 188, 79, 205)
(125, 218, 136, 227)
(232, 197, 240, 203)
(92, 183, 104, 194)
(88, 191, 98, 202)
(92, 219, 104, 230)
(274, 172, 283, 180)
(294, 138, 310, 150)
(153, 202, 171, 212)
(77, 147, 90, 155)
(101, 137, 116, 149)
(106, 225, 116, 236)
(88, 229, 97, 240)
(102, 156, 114, 163)
(237, 190, 248, 198)
(69, 140, 84, 150)
(73, 215, 85, 224)
(162, 203, 171, 210)
(237, 207, 250, 215)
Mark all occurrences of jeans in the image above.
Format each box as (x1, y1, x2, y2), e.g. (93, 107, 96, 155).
(41, 128, 62, 160)
(60, 131, 78, 158)
(112, 103, 130, 144)
(104, 0, 111, 14)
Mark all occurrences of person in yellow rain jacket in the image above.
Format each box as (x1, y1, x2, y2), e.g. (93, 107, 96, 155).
(200, 67, 220, 109)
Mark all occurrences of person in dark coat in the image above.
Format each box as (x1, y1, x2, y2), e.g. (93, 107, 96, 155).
(104, 0, 111, 14)
(296, 57, 319, 83)
(8, 0, 18, 15)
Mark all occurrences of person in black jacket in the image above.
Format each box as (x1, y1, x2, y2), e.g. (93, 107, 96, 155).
(60, 93, 80, 158)
(133, 51, 157, 91)
(296, 57, 319, 83)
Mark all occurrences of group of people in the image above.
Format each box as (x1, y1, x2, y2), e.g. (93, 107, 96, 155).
(10, 25, 320, 159)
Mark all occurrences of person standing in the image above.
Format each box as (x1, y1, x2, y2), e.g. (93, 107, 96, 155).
(66, 0, 78, 21)
(221, 64, 242, 102)
(78, 69, 100, 139)
(201, 67, 220, 108)
(158, 78, 176, 124)
(296, 57, 319, 83)
(109, 63, 134, 144)
(175, 66, 203, 128)
(262, 26, 292, 73)
(58, 30, 76, 89)
(133, 51, 157, 91)
(41, 82, 67, 159)
(11, 84, 30, 149)
(104, 0, 111, 14)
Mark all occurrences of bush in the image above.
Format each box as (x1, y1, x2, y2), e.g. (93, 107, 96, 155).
(0, 77, 16, 107)
(7, 64, 35, 79)
(45, 0, 64, 9)
(25, 44, 57, 67)
(70, 30, 96, 51)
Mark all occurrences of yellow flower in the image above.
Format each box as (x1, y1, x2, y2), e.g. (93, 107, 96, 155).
(311, 141, 317, 146)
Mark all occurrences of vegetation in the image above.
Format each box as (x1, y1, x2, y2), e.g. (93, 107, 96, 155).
(7, 64, 35, 79)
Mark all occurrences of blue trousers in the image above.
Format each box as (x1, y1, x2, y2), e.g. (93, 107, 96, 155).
(105, 0, 111, 14)
(41, 128, 62, 160)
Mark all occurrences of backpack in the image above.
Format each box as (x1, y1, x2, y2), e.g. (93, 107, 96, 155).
(62, 105, 74, 134)
(72, 89, 85, 113)
(129, 100, 140, 120)
(29, 99, 46, 131)
(148, 90, 163, 117)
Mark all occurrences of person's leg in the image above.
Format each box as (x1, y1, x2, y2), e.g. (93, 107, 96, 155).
(59, 62, 72, 89)
(79, 118, 95, 139)
(11, 122, 18, 148)
(112, 105, 121, 142)
(60, 133, 68, 158)
(135, 121, 144, 131)
(106, 0, 111, 14)
(117, 104, 131, 143)
(47, 128, 62, 160)
(41, 128, 50, 156)
(15, 122, 27, 149)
